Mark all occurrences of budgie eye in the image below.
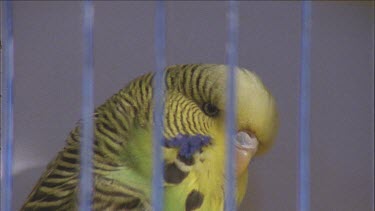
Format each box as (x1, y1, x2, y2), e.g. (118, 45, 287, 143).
(202, 103, 219, 117)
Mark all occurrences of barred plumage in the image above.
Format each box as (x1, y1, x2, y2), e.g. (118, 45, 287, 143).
(22, 64, 278, 211)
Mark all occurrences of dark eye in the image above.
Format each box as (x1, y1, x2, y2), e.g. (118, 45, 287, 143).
(202, 103, 219, 117)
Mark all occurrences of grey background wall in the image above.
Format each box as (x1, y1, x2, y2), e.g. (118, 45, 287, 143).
(0, 1, 373, 210)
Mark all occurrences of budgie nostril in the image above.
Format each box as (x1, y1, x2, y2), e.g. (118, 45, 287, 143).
(235, 131, 258, 150)
(234, 131, 259, 176)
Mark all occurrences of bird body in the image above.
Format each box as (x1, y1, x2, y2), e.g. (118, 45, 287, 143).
(22, 64, 278, 211)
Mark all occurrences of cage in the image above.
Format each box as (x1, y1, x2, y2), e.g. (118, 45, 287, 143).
(1, 1, 374, 211)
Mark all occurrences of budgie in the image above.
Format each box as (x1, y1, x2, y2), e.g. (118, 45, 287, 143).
(22, 64, 278, 211)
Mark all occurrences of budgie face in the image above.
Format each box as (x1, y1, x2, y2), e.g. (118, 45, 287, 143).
(162, 64, 278, 166)
(21, 64, 278, 211)
(156, 64, 278, 208)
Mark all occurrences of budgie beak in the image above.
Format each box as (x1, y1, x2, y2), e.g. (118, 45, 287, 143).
(234, 131, 259, 176)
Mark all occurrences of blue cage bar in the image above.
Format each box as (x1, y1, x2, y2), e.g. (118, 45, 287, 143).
(152, 1, 167, 211)
(79, 1, 95, 211)
(298, 1, 312, 211)
(1, 1, 15, 211)
(224, 1, 239, 211)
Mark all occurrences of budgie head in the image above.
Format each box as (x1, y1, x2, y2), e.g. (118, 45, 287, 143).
(165, 64, 278, 150)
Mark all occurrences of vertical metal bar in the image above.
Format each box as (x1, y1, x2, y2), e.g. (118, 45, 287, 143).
(298, 1, 312, 211)
(225, 1, 239, 211)
(80, 1, 94, 210)
(152, 1, 166, 211)
(0, 1, 14, 211)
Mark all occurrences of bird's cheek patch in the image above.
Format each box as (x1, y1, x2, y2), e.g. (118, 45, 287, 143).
(177, 154, 195, 166)
(185, 190, 204, 211)
(164, 162, 189, 184)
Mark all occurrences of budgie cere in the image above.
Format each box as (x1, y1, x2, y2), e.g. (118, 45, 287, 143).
(22, 64, 278, 211)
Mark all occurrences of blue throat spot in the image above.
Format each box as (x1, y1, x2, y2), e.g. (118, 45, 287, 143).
(164, 134, 211, 159)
